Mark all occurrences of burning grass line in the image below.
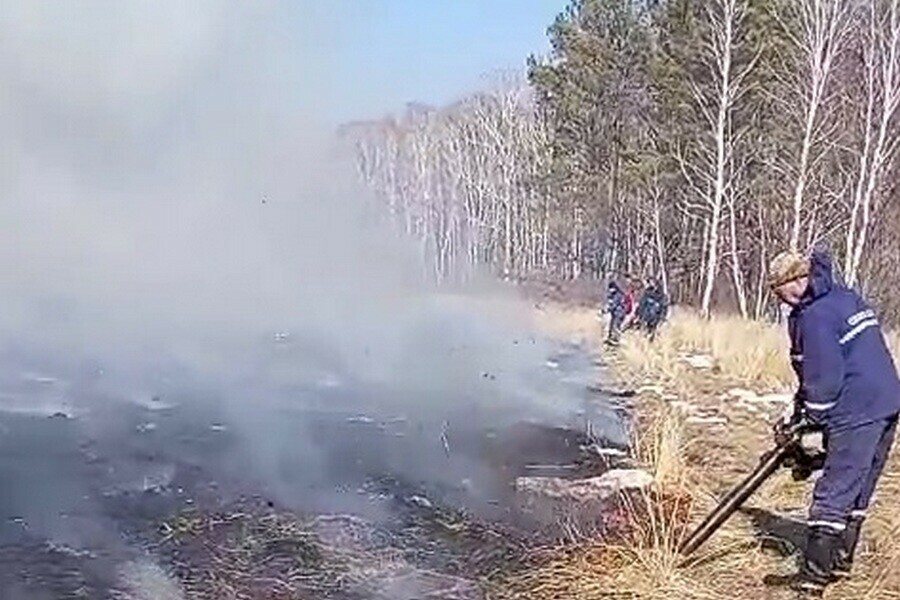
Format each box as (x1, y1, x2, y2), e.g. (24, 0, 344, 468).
(493, 489, 699, 597)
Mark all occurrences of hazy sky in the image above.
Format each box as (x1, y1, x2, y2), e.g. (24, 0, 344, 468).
(0, 0, 567, 371)
(297, 0, 562, 124)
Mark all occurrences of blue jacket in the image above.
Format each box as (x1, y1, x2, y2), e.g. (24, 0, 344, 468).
(607, 283, 626, 318)
(789, 250, 900, 432)
(638, 285, 668, 324)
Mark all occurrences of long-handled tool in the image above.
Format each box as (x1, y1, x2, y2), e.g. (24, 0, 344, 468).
(678, 422, 823, 557)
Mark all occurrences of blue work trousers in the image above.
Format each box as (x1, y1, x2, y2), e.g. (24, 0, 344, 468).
(809, 415, 898, 531)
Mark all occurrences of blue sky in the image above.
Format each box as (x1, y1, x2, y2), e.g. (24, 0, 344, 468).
(292, 0, 564, 124)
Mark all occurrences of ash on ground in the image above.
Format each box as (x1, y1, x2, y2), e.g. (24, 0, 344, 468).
(0, 344, 633, 599)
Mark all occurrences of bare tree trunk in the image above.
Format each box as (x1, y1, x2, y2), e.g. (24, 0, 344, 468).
(652, 191, 669, 295)
(754, 251, 768, 320)
(846, 0, 900, 287)
(697, 216, 710, 302)
(753, 201, 770, 320)
(787, 0, 852, 250)
(728, 190, 749, 317)
(699, 0, 750, 318)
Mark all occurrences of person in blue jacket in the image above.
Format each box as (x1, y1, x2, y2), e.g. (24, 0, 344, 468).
(768, 247, 900, 597)
(605, 280, 627, 346)
(637, 278, 668, 340)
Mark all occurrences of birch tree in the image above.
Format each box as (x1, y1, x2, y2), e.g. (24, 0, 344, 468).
(675, 0, 756, 317)
(782, 0, 853, 250)
(843, 0, 900, 286)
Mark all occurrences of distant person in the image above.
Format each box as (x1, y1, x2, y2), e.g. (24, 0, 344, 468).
(619, 278, 639, 332)
(637, 278, 668, 340)
(605, 280, 627, 346)
(768, 247, 900, 597)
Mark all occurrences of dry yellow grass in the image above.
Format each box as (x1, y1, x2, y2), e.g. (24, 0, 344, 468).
(616, 307, 794, 392)
(500, 386, 758, 600)
(523, 304, 900, 600)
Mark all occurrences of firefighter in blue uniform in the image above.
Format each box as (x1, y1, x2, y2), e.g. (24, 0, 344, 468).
(605, 280, 627, 346)
(769, 247, 900, 597)
(637, 278, 668, 340)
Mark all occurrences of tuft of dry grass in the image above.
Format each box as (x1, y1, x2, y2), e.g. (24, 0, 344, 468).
(632, 404, 691, 491)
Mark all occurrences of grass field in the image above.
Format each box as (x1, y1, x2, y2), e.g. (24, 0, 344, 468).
(523, 305, 900, 600)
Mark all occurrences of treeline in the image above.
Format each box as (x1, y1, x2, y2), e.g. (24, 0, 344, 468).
(340, 0, 900, 322)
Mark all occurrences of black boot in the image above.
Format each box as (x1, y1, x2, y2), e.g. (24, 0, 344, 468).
(794, 525, 842, 596)
(833, 516, 864, 580)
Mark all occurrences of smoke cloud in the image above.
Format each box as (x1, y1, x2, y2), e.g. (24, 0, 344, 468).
(0, 0, 623, 561)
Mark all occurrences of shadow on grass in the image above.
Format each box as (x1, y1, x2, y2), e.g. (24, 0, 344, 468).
(741, 506, 806, 557)
(674, 509, 807, 586)
(741, 507, 813, 590)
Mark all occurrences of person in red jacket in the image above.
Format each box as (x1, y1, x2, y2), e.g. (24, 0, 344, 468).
(620, 277, 639, 331)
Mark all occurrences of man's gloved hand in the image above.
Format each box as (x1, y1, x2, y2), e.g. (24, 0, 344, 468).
(773, 398, 805, 446)
(772, 392, 827, 481)
(790, 444, 826, 481)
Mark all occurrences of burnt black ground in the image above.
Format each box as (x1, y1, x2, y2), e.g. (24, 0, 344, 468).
(0, 340, 625, 598)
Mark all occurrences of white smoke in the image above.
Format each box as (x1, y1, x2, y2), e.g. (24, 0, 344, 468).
(0, 0, 621, 545)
